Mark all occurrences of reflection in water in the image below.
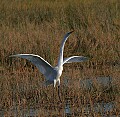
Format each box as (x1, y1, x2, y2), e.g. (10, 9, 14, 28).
(64, 101, 116, 117)
(83, 102, 115, 116)
(0, 77, 118, 116)
(0, 101, 117, 116)
(0, 107, 39, 117)
(80, 77, 112, 90)
(0, 100, 115, 117)
(65, 103, 71, 115)
(80, 78, 93, 90)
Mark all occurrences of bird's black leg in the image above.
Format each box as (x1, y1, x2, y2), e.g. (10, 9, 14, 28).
(53, 84, 55, 103)
(58, 85, 62, 103)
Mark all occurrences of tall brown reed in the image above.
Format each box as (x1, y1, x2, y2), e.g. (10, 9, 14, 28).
(0, 0, 120, 116)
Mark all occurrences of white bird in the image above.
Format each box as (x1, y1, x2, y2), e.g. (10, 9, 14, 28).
(10, 31, 88, 101)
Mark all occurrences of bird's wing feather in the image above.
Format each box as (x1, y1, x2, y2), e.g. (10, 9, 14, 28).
(10, 54, 54, 79)
(63, 56, 88, 65)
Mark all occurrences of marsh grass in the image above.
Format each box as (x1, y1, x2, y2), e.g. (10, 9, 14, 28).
(0, 0, 120, 116)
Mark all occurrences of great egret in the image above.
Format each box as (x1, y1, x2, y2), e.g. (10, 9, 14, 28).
(10, 31, 88, 101)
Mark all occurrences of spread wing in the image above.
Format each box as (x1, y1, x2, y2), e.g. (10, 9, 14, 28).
(63, 56, 88, 65)
(10, 54, 54, 79)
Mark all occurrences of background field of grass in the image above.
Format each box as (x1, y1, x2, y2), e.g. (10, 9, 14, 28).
(0, 0, 120, 116)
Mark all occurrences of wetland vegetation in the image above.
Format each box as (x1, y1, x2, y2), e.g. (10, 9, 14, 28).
(0, 0, 120, 116)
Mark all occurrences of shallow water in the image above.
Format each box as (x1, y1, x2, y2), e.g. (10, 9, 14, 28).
(80, 76, 112, 90)
(0, 102, 117, 117)
(0, 77, 119, 116)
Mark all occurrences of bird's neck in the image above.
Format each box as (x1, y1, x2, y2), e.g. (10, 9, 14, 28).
(58, 37, 66, 67)
(58, 47, 64, 68)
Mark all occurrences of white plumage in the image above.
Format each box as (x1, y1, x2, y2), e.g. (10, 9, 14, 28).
(10, 31, 88, 88)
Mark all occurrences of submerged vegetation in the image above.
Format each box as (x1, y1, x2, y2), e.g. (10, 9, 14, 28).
(0, 0, 120, 116)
